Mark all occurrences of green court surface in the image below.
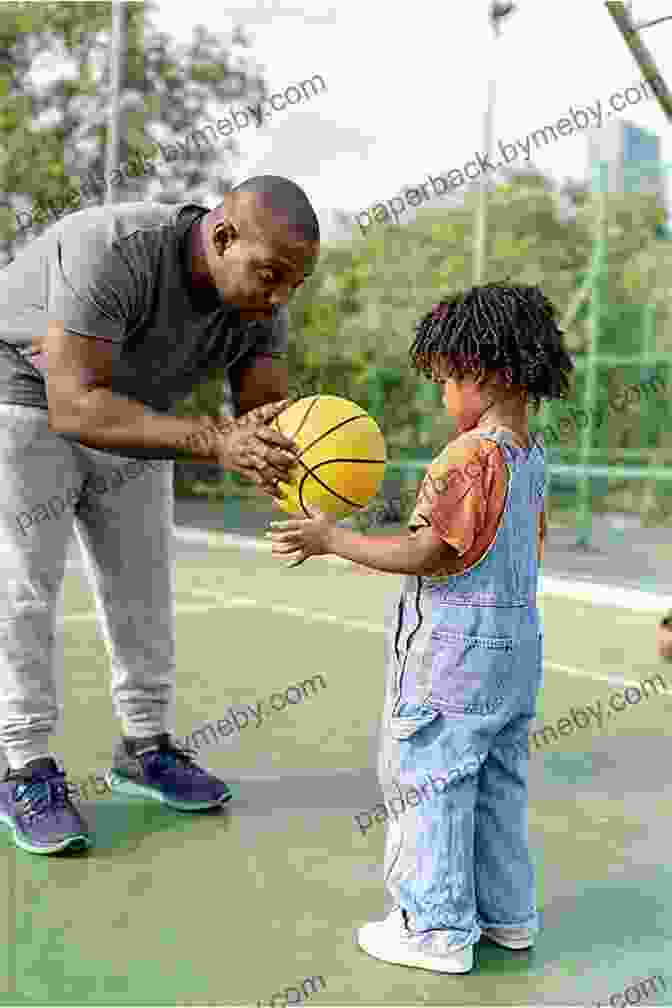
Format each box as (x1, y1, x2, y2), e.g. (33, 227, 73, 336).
(2, 536, 672, 1006)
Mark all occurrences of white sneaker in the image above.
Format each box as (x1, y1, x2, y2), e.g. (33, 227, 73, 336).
(480, 925, 534, 950)
(356, 908, 474, 974)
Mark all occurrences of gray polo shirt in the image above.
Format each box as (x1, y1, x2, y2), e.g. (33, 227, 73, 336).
(0, 201, 288, 414)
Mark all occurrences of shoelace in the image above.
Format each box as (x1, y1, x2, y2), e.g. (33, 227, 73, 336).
(15, 775, 70, 822)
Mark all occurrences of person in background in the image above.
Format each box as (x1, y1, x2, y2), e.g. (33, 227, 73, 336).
(657, 613, 672, 660)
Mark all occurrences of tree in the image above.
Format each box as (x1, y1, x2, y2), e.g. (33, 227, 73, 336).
(0, 0, 266, 262)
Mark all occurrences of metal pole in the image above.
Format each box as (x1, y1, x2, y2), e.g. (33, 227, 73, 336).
(105, 0, 127, 204)
(561, 277, 592, 330)
(605, 2, 672, 123)
(473, 73, 495, 285)
(472, 3, 516, 285)
(575, 160, 607, 547)
(641, 303, 662, 517)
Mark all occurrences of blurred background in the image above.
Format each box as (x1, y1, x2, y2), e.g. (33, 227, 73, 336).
(1, 0, 671, 548)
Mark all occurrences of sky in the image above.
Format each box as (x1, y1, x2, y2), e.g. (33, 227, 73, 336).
(96, 0, 672, 237)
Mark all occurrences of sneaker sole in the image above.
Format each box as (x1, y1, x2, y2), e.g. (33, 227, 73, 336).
(0, 812, 92, 855)
(105, 770, 232, 811)
(481, 931, 534, 950)
(356, 932, 473, 974)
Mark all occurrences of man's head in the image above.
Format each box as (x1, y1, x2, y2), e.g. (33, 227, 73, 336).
(193, 175, 320, 319)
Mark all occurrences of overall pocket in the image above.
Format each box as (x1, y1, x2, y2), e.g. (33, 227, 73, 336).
(421, 629, 515, 715)
(389, 701, 442, 741)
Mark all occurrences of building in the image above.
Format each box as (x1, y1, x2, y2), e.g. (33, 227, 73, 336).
(587, 119, 664, 200)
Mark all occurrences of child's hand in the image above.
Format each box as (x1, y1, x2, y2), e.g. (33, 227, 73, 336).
(267, 506, 335, 567)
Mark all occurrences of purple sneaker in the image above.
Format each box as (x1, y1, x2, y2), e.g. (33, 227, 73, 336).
(0, 758, 92, 855)
(105, 734, 233, 811)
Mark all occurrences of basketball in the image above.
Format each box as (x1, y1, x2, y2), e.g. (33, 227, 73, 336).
(270, 395, 387, 518)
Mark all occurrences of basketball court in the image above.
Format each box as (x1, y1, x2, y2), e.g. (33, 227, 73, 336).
(1, 510, 671, 1006)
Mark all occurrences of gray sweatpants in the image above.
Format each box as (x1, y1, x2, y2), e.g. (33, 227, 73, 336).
(0, 405, 176, 769)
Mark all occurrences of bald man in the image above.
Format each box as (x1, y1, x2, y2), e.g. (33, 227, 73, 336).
(0, 176, 319, 854)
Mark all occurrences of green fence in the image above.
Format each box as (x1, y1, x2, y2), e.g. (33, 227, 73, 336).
(535, 157, 672, 544)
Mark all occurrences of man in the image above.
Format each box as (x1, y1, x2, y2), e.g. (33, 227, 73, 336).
(658, 613, 672, 660)
(0, 175, 319, 854)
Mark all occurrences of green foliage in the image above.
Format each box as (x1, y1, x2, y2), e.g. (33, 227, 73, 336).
(0, 2, 112, 251)
(0, 0, 266, 260)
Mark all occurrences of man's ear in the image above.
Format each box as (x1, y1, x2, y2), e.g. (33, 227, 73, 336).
(211, 219, 238, 256)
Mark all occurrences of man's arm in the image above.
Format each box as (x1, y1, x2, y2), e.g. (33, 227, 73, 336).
(45, 321, 254, 461)
(44, 323, 298, 496)
(43, 228, 231, 460)
(230, 354, 290, 416)
(230, 304, 291, 416)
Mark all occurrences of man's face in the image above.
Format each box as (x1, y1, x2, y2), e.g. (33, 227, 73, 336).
(206, 198, 319, 321)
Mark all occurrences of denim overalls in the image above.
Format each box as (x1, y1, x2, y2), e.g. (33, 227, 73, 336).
(377, 428, 545, 948)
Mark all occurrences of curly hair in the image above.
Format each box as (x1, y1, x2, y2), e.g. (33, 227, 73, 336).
(408, 281, 574, 412)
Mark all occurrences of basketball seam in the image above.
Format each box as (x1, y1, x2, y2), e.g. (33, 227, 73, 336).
(297, 468, 362, 513)
(308, 458, 386, 465)
(291, 456, 386, 513)
(295, 413, 376, 460)
(290, 395, 321, 443)
(298, 473, 310, 516)
(285, 454, 384, 488)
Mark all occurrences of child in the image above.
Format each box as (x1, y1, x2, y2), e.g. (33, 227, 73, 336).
(268, 282, 574, 975)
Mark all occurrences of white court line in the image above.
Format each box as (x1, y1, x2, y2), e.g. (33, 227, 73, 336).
(63, 591, 653, 690)
(63, 601, 225, 623)
(174, 527, 672, 613)
(64, 528, 667, 692)
(187, 589, 646, 691)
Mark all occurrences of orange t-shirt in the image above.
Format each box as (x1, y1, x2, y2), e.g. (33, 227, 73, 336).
(407, 427, 546, 579)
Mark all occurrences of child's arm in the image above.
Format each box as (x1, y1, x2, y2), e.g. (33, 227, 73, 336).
(268, 443, 488, 574)
(325, 522, 456, 575)
(267, 509, 457, 575)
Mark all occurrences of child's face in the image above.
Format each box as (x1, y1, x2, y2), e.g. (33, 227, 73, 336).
(431, 359, 491, 430)
(440, 376, 479, 415)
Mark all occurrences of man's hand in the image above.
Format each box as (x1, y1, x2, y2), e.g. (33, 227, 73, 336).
(267, 506, 336, 566)
(213, 399, 299, 498)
